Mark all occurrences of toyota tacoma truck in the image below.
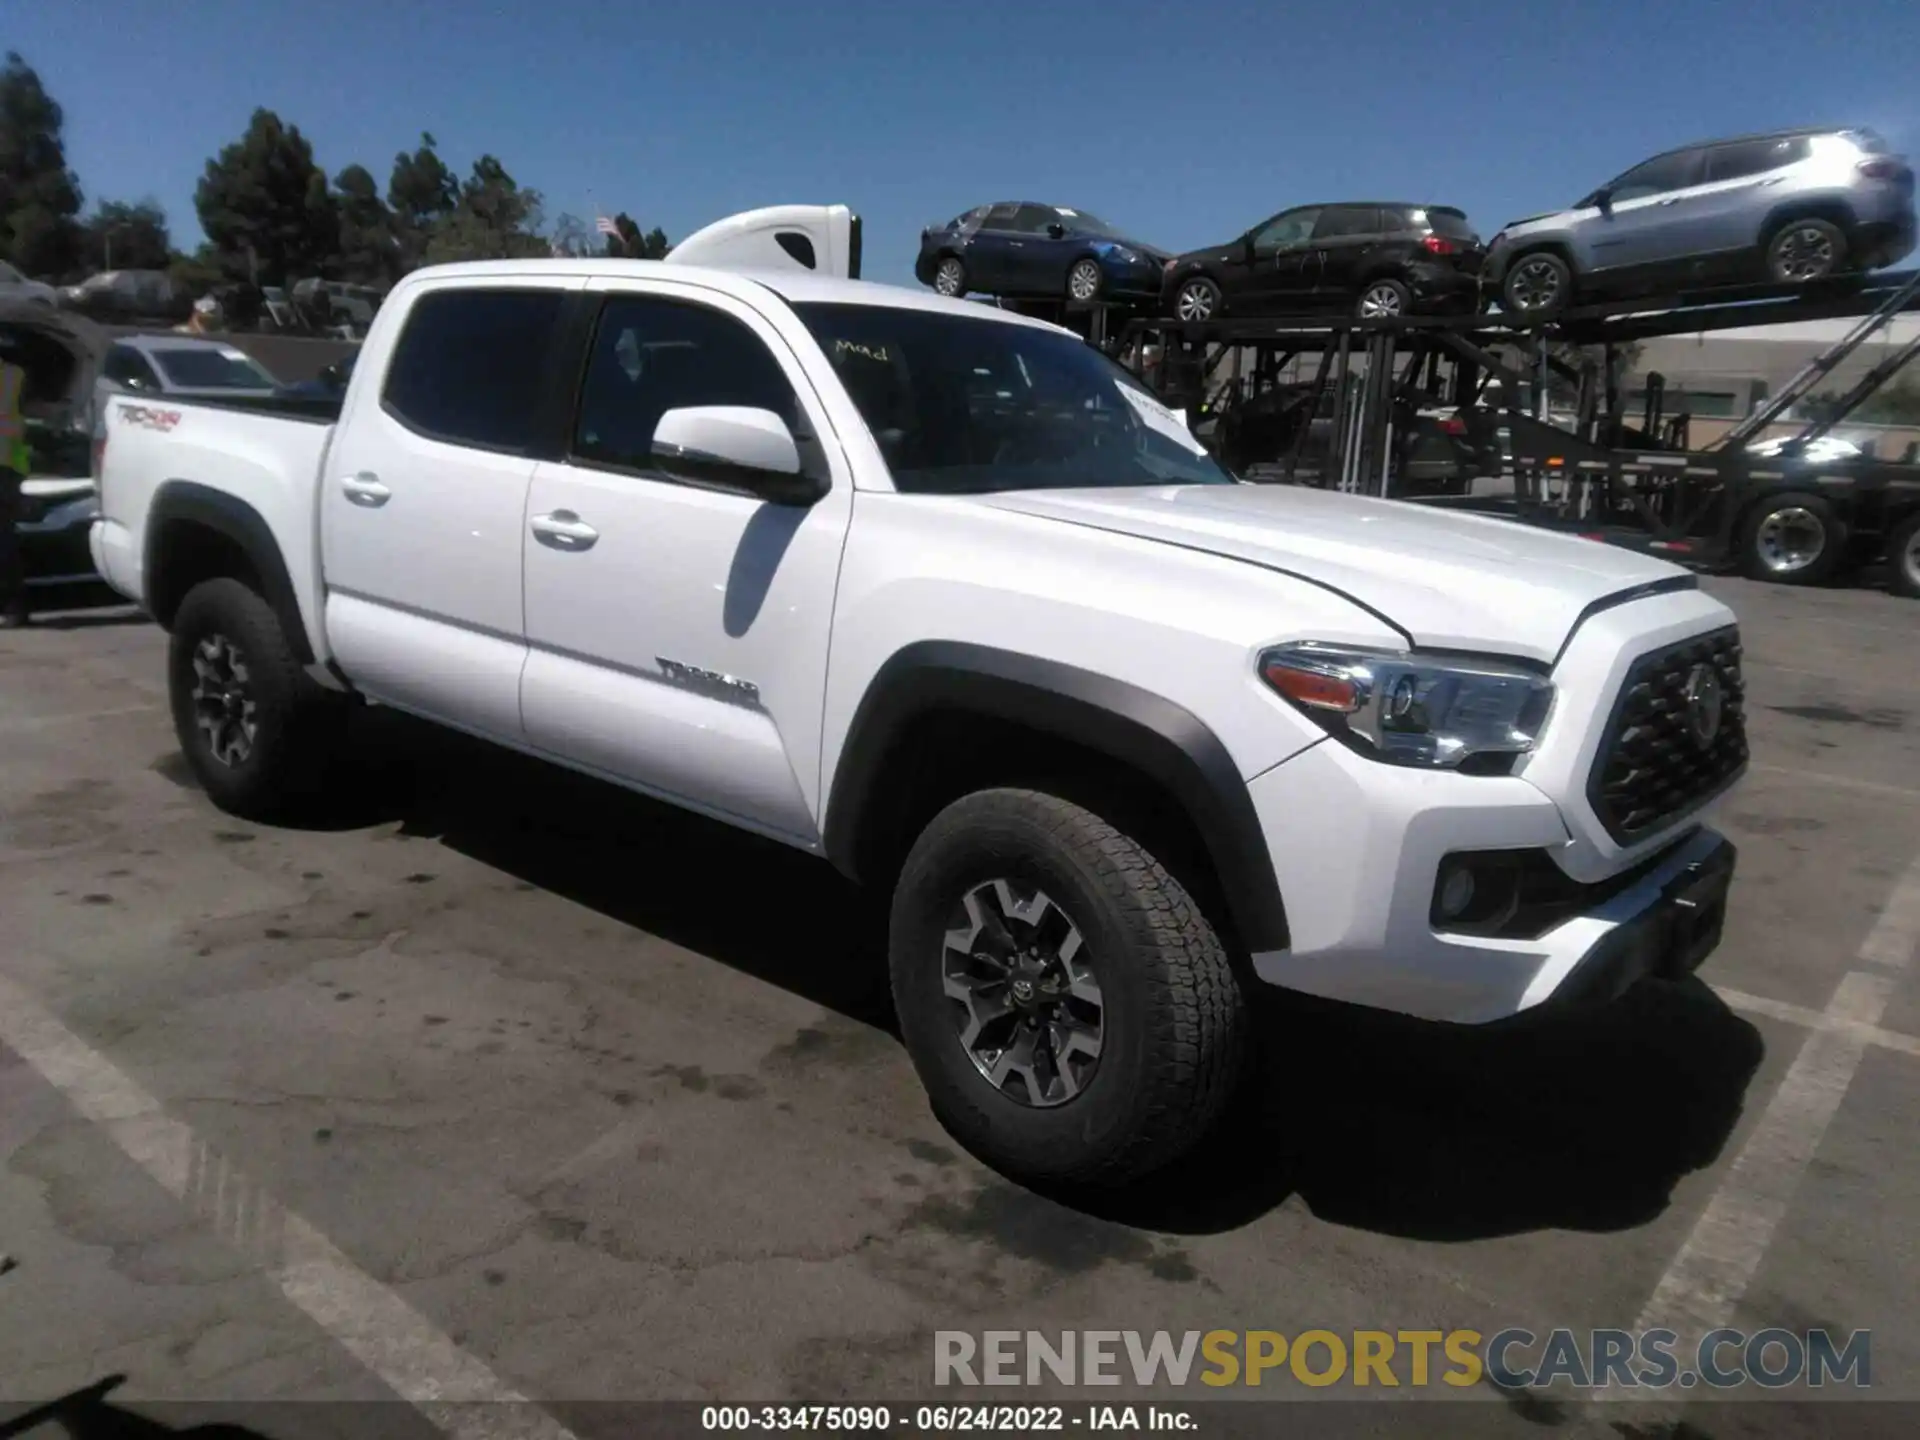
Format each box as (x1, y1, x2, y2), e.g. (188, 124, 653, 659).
(89, 210, 1747, 1189)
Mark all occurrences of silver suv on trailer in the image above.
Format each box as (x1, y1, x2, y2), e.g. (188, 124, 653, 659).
(1484, 127, 1916, 317)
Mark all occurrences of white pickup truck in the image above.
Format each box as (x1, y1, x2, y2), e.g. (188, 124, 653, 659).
(89, 207, 1748, 1188)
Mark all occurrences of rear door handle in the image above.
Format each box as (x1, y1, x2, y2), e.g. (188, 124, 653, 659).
(339, 472, 390, 507)
(530, 510, 599, 551)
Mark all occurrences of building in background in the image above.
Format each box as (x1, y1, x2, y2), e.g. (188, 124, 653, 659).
(1629, 315, 1920, 457)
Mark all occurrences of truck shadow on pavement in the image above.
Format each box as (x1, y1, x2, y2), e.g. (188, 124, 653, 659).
(0, 1376, 290, 1439)
(1061, 979, 1766, 1239)
(315, 707, 1766, 1241)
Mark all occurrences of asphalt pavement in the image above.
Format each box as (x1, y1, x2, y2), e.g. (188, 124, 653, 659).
(0, 575, 1916, 1440)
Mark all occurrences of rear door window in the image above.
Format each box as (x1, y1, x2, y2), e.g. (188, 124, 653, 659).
(1312, 207, 1379, 241)
(1705, 136, 1810, 182)
(381, 288, 567, 453)
(982, 203, 1021, 231)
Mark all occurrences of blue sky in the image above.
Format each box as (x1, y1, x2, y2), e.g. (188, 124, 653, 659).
(14, 0, 1920, 284)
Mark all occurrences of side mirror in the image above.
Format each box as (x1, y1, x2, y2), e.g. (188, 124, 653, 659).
(651, 405, 826, 506)
(1046, 222, 1067, 240)
(1242, 234, 1257, 260)
(1590, 188, 1613, 214)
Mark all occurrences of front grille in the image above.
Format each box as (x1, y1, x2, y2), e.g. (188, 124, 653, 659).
(1587, 626, 1748, 844)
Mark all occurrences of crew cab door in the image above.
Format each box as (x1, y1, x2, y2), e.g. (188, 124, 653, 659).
(517, 279, 854, 843)
(319, 276, 580, 738)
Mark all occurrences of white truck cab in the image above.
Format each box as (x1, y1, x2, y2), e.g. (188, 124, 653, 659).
(88, 208, 1747, 1191)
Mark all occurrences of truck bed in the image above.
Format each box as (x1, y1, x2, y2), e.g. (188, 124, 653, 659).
(93, 392, 340, 657)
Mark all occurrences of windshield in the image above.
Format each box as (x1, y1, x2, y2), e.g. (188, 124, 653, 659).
(794, 302, 1233, 495)
(151, 347, 277, 390)
(1055, 208, 1127, 240)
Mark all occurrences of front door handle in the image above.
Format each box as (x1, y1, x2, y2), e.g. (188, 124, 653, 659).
(339, 472, 390, 506)
(530, 510, 599, 551)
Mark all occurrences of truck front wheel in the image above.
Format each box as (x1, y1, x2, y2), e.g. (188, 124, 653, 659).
(167, 577, 349, 821)
(888, 787, 1248, 1188)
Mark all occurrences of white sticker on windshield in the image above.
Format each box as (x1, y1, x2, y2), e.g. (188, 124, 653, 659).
(1117, 384, 1208, 455)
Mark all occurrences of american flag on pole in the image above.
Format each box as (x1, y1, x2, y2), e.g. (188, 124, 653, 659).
(595, 215, 620, 236)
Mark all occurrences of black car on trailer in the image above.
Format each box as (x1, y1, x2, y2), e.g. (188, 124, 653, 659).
(1160, 202, 1485, 322)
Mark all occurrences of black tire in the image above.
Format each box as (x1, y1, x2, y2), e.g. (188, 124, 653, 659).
(1737, 491, 1842, 586)
(167, 577, 350, 821)
(932, 254, 968, 299)
(1886, 509, 1920, 600)
(1501, 250, 1572, 318)
(1171, 274, 1223, 323)
(1355, 277, 1412, 319)
(888, 787, 1248, 1188)
(1066, 257, 1104, 304)
(1765, 218, 1847, 285)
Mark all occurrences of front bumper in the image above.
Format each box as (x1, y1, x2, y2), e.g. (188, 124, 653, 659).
(1243, 735, 1736, 1025)
(1098, 256, 1168, 299)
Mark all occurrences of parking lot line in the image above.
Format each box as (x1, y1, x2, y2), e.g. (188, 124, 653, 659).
(1751, 763, 1920, 804)
(1599, 851, 1920, 1406)
(0, 973, 581, 1440)
(1715, 985, 1920, 1062)
(0, 702, 161, 732)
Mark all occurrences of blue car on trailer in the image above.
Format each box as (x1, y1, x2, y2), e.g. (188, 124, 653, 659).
(916, 202, 1170, 305)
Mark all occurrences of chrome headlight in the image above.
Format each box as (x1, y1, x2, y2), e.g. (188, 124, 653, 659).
(1259, 643, 1554, 771)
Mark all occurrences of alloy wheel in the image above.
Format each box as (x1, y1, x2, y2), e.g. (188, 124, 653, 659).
(1176, 282, 1216, 322)
(1775, 226, 1836, 282)
(942, 879, 1104, 1109)
(934, 259, 964, 296)
(1756, 507, 1828, 575)
(1359, 284, 1404, 318)
(190, 634, 258, 768)
(1508, 257, 1562, 312)
(1068, 260, 1101, 302)
(1902, 525, 1920, 593)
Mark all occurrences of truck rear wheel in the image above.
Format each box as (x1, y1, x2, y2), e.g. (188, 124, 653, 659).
(1888, 510, 1920, 600)
(167, 577, 349, 821)
(1737, 491, 1841, 586)
(888, 787, 1248, 1188)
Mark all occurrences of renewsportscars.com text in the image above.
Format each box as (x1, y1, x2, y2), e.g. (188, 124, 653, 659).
(934, 1328, 1871, 1390)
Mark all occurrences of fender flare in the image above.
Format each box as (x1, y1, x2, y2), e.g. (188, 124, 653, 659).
(144, 480, 313, 663)
(1757, 198, 1860, 249)
(822, 641, 1290, 953)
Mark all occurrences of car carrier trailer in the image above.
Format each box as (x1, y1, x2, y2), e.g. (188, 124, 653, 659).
(1119, 268, 1920, 597)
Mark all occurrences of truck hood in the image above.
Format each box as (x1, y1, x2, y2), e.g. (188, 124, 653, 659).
(977, 484, 1689, 665)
